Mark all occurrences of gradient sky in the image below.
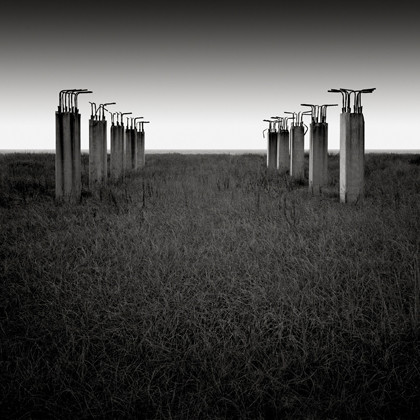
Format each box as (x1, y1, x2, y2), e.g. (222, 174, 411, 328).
(0, 0, 418, 150)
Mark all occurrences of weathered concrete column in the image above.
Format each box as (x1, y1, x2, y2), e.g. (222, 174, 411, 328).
(55, 111, 81, 202)
(89, 118, 107, 189)
(263, 120, 277, 169)
(55, 111, 64, 199)
(55, 89, 92, 202)
(125, 127, 136, 171)
(267, 130, 278, 169)
(309, 123, 328, 195)
(61, 112, 73, 197)
(328, 87, 375, 203)
(72, 112, 81, 200)
(136, 121, 149, 168)
(134, 128, 142, 169)
(321, 128, 328, 187)
(290, 125, 305, 180)
(102, 119, 108, 180)
(340, 112, 365, 203)
(110, 123, 124, 180)
(139, 130, 145, 168)
(302, 103, 337, 194)
(277, 129, 289, 172)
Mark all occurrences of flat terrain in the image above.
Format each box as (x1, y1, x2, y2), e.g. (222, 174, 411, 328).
(1, 152, 419, 419)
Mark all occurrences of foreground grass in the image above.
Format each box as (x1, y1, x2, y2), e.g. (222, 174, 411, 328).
(0, 152, 419, 419)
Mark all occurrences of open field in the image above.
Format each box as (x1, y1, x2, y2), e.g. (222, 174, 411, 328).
(1, 152, 419, 419)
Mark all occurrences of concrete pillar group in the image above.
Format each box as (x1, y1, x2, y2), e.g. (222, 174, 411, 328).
(109, 115, 149, 179)
(264, 91, 373, 203)
(55, 90, 150, 201)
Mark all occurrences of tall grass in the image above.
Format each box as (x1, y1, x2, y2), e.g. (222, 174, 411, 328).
(1, 152, 419, 419)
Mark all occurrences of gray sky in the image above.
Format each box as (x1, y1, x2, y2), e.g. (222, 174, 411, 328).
(1, 1, 418, 150)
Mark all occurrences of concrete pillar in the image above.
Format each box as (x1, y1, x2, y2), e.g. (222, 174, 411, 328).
(110, 124, 124, 180)
(277, 129, 289, 172)
(141, 131, 146, 167)
(55, 112, 64, 199)
(134, 129, 141, 169)
(125, 128, 136, 171)
(267, 130, 277, 169)
(328, 87, 374, 203)
(137, 130, 145, 168)
(55, 111, 81, 202)
(321, 127, 328, 187)
(89, 119, 107, 189)
(62, 113, 72, 198)
(340, 113, 365, 203)
(102, 119, 108, 180)
(290, 125, 305, 180)
(72, 112, 81, 200)
(309, 123, 328, 195)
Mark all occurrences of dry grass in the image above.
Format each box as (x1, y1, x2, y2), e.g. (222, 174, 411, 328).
(0, 152, 419, 419)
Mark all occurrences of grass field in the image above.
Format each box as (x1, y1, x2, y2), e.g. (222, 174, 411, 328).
(1, 152, 419, 419)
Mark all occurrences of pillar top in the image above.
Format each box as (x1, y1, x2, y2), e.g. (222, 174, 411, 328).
(301, 103, 338, 123)
(328, 88, 375, 113)
(58, 89, 92, 113)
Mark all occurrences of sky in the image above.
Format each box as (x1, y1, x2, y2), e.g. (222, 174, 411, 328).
(0, 0, 419, 151)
